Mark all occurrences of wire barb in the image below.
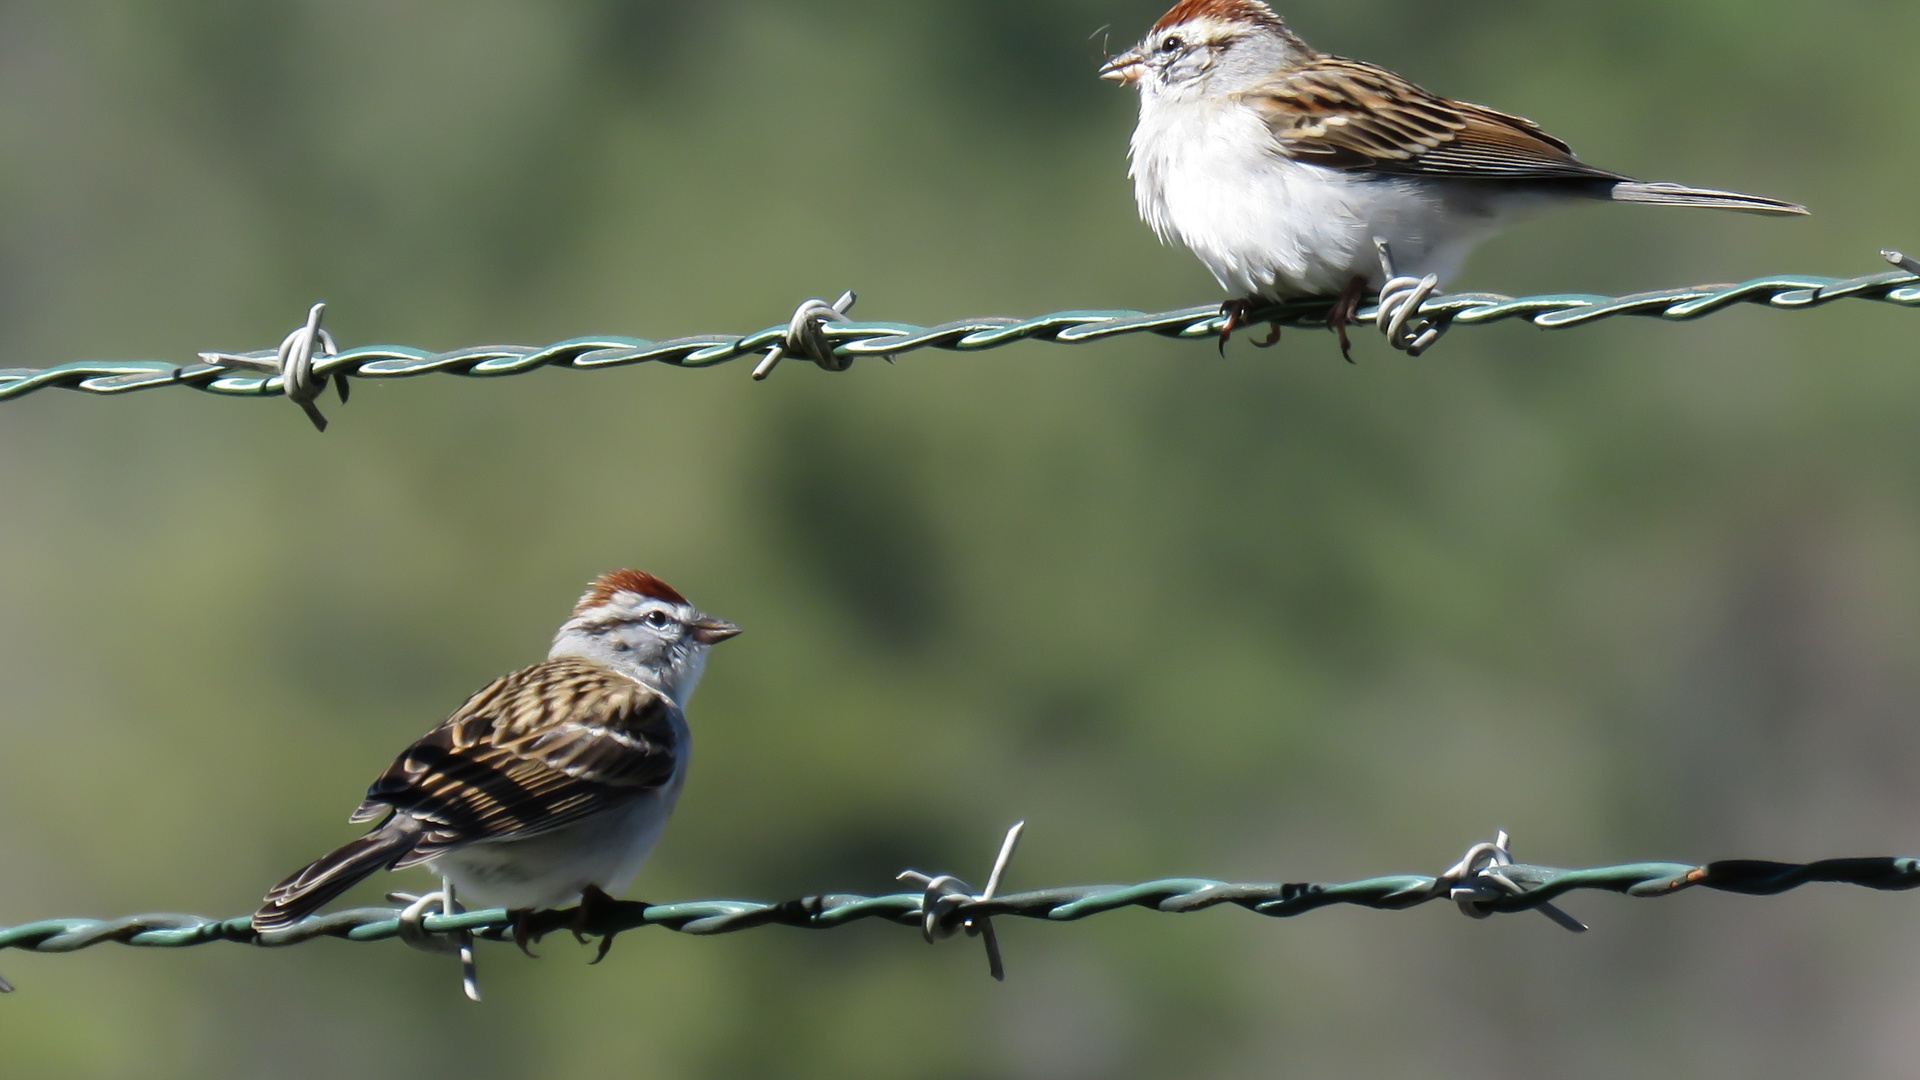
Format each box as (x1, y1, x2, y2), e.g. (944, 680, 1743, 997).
(898, 820, 1026, 980)
(1887, 249, 1920, 277)
(1437, 830, 1587, 932)
(199, 302, 343, 431)
(752, 291, 858, 380)
(390, 880, 481, 1001)
(1373, 239, 1448, 356)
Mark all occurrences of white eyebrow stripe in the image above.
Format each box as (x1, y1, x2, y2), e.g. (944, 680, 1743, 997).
(570, 606, 689, 633)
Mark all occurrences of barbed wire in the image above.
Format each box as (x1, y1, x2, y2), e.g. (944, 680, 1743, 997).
(1, 251, 1913, 429)
(4, 826, 1919, 999)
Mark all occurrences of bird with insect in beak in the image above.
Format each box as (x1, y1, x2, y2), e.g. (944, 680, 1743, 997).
(1101, 0, 1806, 358)
(253, 570, 740, 957)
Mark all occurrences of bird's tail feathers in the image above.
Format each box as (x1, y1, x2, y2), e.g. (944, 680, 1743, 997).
(252, 818, 423, 933)
(1609, 181, 1807, 216)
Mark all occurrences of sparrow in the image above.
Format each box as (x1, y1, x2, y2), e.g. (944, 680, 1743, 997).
(1100, 0, 1807, 355)
(252, 570, 740, 941)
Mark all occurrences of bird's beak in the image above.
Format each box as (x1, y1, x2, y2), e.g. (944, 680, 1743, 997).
(1099, 51, 1144, 85)
(691, 618, 741, 645)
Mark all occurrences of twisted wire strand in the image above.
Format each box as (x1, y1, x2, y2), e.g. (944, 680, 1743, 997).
(3, 266, 1915, 405)
(4, 855, 1915, 956)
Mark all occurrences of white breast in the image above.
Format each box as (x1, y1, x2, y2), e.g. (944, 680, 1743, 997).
(1129, 94, 1505, 298)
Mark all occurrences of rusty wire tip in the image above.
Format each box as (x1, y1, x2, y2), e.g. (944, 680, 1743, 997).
(896, 820, 1027, 980)
(752, 290, 858, 380)
(1886, 250, 1920, 276)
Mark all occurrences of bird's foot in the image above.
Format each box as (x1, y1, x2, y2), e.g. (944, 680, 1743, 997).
(1326, 275, 1370, 363)
(509, 908, 540, 959)
(570, 884, 624, 965)
(1218, 299, 1283, 354)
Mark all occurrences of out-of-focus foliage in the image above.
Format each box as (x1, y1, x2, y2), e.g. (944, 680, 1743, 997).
(0, 1, 1917, 1077)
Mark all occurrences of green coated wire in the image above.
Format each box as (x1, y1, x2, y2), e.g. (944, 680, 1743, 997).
(2, 257, 1914, 409)
(2, 850, 1916, 961)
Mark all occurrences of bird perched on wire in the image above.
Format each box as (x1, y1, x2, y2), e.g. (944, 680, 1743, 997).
(252, 571, 739, 950)
(1099, 0, 1807, 357)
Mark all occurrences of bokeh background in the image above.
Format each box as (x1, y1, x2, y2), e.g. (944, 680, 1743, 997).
(1, 0, 1917, 1076)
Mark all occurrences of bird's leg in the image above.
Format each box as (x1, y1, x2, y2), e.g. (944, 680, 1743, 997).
(510, 908, 540, 959)
(1326, 275, 1370, 363)
(1218, 298, 1285, 353)
(570, 884, 624, 964)
(1215, 298, 1258, 354)
(1218, 299, 1248, 354)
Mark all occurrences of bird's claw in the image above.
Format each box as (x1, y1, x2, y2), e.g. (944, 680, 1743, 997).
(1326, 275, 1369, 363)
(1218, 300, 1244, 355)
(510, 909, 540, 959)
(569, 884, 623, 964)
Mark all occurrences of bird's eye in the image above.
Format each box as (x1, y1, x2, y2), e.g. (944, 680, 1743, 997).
(1159, 35, 1184, 53)
(642, 611, 671, 629)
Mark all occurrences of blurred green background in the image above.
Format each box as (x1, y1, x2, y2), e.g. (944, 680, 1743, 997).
(1, 0, 1917, 1076)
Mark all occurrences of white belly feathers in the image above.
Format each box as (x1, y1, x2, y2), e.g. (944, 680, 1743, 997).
(1129, 94, 1498, 298)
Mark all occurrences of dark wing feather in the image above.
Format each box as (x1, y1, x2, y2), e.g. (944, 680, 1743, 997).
(351, 657, 679, 864)
(1240, 57, 1628, 182)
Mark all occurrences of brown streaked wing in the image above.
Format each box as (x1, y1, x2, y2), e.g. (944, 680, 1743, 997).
(1239, 56, 1628, 182)
(347, 657, 679, 859)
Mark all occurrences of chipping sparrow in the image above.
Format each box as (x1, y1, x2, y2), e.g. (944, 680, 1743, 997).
(1101, 0, 1807, 354)
(252, 570, 739, 935)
